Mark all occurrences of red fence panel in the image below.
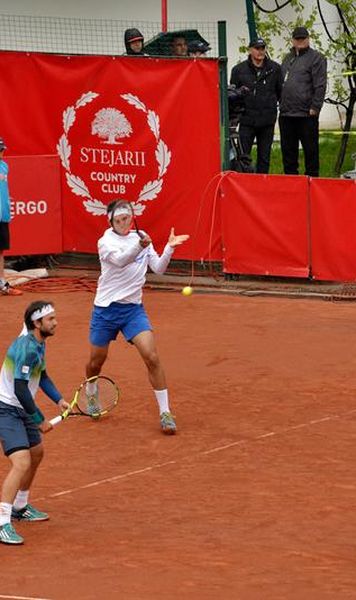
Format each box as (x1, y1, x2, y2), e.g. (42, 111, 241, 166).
(221, 173, 310, 277)
(6, 156, 63, 256)
(0, 52, 221, 259)
(310, 178, 356, 281)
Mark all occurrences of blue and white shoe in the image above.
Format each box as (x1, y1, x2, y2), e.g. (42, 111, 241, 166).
(0, 523, 24, 544)
(12, 503, 49, 522)
(86, 393, 102, 418)
(160, 412, 177, 435)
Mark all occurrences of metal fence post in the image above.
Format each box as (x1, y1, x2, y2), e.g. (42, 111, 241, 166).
(218, 20, 229, 171)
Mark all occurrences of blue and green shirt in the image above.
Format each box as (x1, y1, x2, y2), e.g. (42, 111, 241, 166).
(0, 333, 46, 409)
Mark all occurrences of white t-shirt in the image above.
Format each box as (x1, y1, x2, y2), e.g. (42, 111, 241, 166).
(94, 228, 174, 307)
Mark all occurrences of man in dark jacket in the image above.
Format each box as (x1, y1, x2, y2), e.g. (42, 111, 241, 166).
(279, 27, 327, 177)
(230, 38, 282, 173)
(124, 28, 146, 56)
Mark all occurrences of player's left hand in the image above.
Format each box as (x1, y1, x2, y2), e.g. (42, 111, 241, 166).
(58, 398, 71, 413)
(168, 227, 190, 248)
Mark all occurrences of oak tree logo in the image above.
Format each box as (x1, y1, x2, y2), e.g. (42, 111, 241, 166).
(91, 108, 133, 145)
(57, 92, 171, 216)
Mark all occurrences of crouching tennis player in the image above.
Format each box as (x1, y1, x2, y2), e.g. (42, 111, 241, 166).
(86, 200, 189, 435)
(0, 301, 69, 545)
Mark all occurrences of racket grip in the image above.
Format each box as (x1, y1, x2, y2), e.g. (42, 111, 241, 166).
(137, 229, 145, 239)
(49, 415, 63, 426)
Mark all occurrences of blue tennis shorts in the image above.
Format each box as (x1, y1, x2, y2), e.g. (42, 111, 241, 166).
(90, 302, 152, 347)
(0, 401, 42, 456)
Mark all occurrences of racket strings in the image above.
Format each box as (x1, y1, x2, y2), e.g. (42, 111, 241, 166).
(77, 378, 118, 416)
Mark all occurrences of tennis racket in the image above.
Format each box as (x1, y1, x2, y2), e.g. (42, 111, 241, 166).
(129, 202, 144, 239)
(50, 375, 119, 426)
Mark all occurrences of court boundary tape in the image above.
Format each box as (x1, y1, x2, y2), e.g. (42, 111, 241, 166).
(0, 595, 52, 600)
(35, 407, 356, 502)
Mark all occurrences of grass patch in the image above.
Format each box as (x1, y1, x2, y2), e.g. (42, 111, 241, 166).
(250, 130, 356, 177)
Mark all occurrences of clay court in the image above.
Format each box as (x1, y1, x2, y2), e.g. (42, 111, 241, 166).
(1, 285, 356, 600)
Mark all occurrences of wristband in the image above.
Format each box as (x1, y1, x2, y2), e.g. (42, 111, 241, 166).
(31, 408, 44, 425)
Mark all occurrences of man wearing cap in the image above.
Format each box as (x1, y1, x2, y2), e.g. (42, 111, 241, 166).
(0, 138, 22, 296)
(124, 28, 146, 56)
(188, 40, 211, 58)
(230, 38, 282, 173)
(279, 27, 327, 177)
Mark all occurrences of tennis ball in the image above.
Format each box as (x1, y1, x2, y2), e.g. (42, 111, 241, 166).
(182, 286, 193, 296)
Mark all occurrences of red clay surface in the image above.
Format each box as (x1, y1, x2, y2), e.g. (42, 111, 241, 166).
(1, 288, 356, 600)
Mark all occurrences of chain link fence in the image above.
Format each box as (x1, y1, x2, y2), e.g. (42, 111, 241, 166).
(0, 13, 219, 57)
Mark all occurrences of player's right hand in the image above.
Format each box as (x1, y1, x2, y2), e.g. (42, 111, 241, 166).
(39, 419, 54, 434)
(139, 235, 152, 248)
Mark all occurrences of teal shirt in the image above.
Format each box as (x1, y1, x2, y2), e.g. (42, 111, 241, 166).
(0, 334, 46, 409)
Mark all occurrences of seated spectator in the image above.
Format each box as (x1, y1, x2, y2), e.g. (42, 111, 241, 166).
(124, 28, 145, 55)
(170, 36, 188, 57)
(188, 40, 211, 58)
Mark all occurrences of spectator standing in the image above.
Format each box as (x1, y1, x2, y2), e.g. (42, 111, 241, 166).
(124, 28, 145, 56)
(279, 27, 327, 177)
(170, 36, 188, 57)
(0, 138, 22, 296)
(188, 40, 211, 58)
(230, 38, 282, 174)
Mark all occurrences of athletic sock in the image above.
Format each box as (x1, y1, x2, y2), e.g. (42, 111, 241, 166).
(13, 490, 29, 511)
(154, 389, 170, 414)
(86, 381, 98, 396)
(0, 502, 12, 526)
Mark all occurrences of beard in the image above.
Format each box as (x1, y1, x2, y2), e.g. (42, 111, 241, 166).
(40, 328, 55, 338)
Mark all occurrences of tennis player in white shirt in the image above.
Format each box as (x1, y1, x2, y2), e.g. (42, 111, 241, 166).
(86, 200, 189, 434)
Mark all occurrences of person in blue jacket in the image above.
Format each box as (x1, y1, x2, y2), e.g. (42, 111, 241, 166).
(0, 137, 22, 296)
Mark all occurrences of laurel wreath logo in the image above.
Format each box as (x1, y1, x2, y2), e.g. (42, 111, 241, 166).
(56, 91, 171, 216)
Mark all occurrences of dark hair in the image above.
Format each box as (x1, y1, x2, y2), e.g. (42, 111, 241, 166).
(24, 300, 54, 331)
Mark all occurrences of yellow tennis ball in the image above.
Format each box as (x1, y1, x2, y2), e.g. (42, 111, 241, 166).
(182, 286, 193, 296)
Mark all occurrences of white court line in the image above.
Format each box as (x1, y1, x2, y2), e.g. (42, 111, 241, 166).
(35, 461, 177, 501)
(0, 595, 52, 600)
(35, 408, 356, 502)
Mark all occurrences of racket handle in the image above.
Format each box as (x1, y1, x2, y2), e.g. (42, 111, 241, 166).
(50, 415, 63, 426)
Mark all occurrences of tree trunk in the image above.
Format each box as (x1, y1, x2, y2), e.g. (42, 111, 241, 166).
(334, 93, 356, 176)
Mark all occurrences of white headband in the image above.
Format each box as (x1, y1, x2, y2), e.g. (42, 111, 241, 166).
(30, 304, 55, 322)
(108, 205, 132, 221)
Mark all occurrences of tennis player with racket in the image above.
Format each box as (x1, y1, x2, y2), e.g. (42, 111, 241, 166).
(86, 200, 189, 434)
(0, 300, 70, 545)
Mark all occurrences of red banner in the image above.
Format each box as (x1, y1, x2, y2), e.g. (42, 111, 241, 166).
(310, 178, 356, 281)
(5, 156, 62, 256)
(221, 173, 310, 278)
(0, 52, 221, 258)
